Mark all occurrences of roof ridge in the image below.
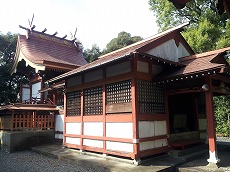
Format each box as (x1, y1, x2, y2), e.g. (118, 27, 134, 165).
(98, 22, 190, 59)
(179, 46, 230, 62)
(19, 25, 78, 49)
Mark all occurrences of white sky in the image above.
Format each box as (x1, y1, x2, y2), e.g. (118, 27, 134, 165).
(0, 0, 158, 50)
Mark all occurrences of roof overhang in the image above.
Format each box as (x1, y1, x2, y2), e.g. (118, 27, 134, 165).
(0, 103, 58, 112)
(10, 39, 45, 74)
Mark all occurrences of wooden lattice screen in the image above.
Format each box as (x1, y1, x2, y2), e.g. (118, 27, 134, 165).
(12, 113, 54, 131)
(138, 80, 165, 114)
(106, 80, 131, 104)
(84, 86, 103, 115)
(66, 91, 81, 116)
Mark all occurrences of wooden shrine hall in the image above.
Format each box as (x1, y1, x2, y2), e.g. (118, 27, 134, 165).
(47, 23, 230, 165)
(0, 25, 87, 152)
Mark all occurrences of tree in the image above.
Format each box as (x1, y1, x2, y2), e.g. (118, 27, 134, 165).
(0, 32, 22, 105)
(148, 0, 229, 53)
(83, 44, 101, 62)
(0, 32, 17, 67)
(214, 96, 230, 136)
(103, 31, 142, 54)
(149, 0, 227, 32)
(148, 0, 230, 135)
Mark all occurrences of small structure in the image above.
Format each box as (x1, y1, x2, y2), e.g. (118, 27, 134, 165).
(0, 26, 87, 152)
(47, 23, 230, 165)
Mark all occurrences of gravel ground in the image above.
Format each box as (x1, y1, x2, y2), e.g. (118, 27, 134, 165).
(0, 150, 100, 172)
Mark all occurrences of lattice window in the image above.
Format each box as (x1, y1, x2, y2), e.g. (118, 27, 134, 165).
(106, 80, 131, 104)
(84, 86, 103, 115)
(138, 80, 165, 114)
(66, 91, 81, 116)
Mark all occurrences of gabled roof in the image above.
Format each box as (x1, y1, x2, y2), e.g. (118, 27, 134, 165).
(10, 26, 87, 74)
(155, 47, 230, 81)
(48, 23, 191, 83)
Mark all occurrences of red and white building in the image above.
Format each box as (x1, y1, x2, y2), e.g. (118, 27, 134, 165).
(48, 23, 230, 164)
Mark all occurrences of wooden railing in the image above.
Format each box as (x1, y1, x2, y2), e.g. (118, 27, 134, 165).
(23, 97, 55, 105)
(11, 113, 54, 131)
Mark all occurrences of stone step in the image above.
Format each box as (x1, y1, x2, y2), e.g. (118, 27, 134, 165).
(169, 144, 207, 158)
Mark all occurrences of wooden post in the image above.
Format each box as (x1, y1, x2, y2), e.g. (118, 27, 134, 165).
(63, 90, 67, 145)
(204, 76, 219, 165)
(131, 55, 140, 164)
(102, 69, 107, 157)
(80, 86, 84, 151)
(11, 110, 14, 131)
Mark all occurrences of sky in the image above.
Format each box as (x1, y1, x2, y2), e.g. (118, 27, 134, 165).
(0, 0, 158, 50)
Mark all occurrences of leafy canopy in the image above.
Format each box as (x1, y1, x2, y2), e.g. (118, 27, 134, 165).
(149, 0, 230, 135)
(83, 31, 142, 62)
(103, 31, 142, 54)
(0, 32, 27, 105)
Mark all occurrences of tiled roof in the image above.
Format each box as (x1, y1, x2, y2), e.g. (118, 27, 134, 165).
(48, 23, 189, 83)
(14, 28, 87, 71)
(155, 47, 230, 80)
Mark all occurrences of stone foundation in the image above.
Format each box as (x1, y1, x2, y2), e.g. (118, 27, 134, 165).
(0, 129, 55, 153)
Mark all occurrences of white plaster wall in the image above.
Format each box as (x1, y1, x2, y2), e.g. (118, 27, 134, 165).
(55, 114, 64, 132)
(147, 39, 190, 62)
(65, 137, 80, 145)
(22, 87, 30, 101)
(140, 141, 155, 151)
(137, 61, 149, 73)
(84, 122, 103, 136)
(32, 82, 41, 98)
(55, 134, 63, 140)
(106, 123, 133, 139)
(139, 121, 167, 138)
(155, 121, 167, 136)
(155, 139, 167, 148)
(66, 122, 81, 135)
(139, 121, 155, 138)
(106, 141, 133, 153)
(83, 139, 103, 148)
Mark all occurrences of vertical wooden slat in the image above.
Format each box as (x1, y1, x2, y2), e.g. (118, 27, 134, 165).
(23, 113, 25, 129)
(11, 110, 14, 131)
(33, 111, 36, 130)
(47, 115, 49, 128)
(27, 113, 30, 129)
(44, 114, 47, 129)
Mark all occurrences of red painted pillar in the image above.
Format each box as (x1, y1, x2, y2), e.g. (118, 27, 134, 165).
(204, 77, 219, 164)
(131, 55, 140, 165)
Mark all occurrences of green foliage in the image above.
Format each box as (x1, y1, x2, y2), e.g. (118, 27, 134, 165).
(0, 32, 24, 105)
(182, 18, 222, 53)
(83, 32, 143, 62)
(148, 0, 229, 53)
(0, 32, 17, 67)
(149, 0, 230, 136)
(83, 44, 101, 62)
(148, 0, 226, 32)
(214, 96, 230, 136)
(103, 31, 142, 54)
